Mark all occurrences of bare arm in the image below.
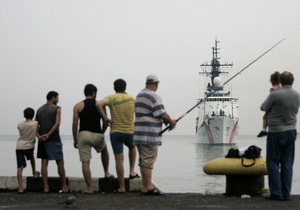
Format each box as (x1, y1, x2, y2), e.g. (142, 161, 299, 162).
(96, 100, 110, 133)
(161, 113, 177, 130)
(72, 104, 80, 149)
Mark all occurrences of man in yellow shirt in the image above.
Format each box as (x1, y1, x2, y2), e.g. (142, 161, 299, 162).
(98, 79, 139, 193)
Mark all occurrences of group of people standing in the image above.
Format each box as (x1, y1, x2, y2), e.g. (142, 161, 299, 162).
(15, 70, 300, 200)
(16, 74, 176, 195)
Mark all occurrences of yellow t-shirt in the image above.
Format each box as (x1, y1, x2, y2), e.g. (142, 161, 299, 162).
(104, 93, 135, 134)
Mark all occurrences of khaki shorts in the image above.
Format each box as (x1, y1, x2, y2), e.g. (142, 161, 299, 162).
(77, 131, 106, 162)
(136, 144, 158, 169)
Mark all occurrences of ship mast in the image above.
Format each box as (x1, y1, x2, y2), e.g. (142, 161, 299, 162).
(200, 39, 233, 93)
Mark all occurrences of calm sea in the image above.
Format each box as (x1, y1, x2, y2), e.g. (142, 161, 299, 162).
(1, 135, 299, 194)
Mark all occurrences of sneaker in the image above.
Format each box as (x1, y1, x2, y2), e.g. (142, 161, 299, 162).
(257, 130, 268, 137)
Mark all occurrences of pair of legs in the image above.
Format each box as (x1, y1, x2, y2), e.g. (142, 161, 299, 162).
(41, 158, 68, 193)
(81, 146, 112, 193)
(136, 144, 162, 195)
(16, 149, 39, 193)
(114, 146, 138, 193)
(111, 132, 139, 193)
(37, 140, 68, 193)
(266, 130, 296, 200)
(77, 131, 112, 193)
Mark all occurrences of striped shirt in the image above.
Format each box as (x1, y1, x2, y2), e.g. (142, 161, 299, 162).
(133, 88, 166, 145)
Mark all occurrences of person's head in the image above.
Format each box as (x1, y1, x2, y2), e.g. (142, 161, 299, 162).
(23, 107, 35, 119)
(84, 84, 97, 97)
(145, 74, 159, 91)
(46, 91, 59, 105)
(270, 71, 280, 86)
(280, 71, 294, 86)
(114, 79, 126, 93)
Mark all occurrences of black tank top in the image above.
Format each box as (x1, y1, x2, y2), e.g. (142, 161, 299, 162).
(79, 99, 102, 133)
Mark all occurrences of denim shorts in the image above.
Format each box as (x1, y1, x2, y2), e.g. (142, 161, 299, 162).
(37, 140, 63, 160)
(110, 132, 134, 154)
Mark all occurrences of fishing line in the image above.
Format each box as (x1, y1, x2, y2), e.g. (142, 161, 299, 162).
(159, 29, 299, 136)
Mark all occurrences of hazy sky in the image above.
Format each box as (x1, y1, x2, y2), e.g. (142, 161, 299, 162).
(1, 0, 299, 136)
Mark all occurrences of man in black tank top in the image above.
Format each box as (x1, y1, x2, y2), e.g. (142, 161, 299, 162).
(72, 84, 113, 194)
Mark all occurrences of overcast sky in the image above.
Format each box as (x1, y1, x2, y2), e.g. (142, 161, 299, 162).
(0, 0, 299, 136)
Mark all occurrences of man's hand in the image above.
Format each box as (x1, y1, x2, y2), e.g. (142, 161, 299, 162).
(73, 140, 78, 149)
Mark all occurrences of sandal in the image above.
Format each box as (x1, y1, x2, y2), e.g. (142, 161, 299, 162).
(129, 174, 140, 179)
(142, 189, 164, 196)
(104, 175, 115, 179)
(59, 189, 73, 193)
(114, 189, 125, 194)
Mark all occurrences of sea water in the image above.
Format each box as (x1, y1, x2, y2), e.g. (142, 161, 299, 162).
(1, 135, 299, 194)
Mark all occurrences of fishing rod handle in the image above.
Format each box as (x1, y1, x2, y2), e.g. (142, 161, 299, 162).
(159, 125, 171, 136)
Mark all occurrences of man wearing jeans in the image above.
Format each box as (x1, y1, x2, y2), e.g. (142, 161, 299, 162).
(261, 71, 300, 201)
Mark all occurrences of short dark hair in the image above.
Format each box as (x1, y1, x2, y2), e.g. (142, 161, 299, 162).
(46, 91, 59, 100)
(23, 107, 35, 119)
(84, 84, 97, 96)
(270, 71, 280, 86)
(114, 79, 126, 92)
(280, 71, 294, 86)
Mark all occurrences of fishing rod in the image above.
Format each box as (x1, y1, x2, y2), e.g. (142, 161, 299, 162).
(159, 29, 299, 136)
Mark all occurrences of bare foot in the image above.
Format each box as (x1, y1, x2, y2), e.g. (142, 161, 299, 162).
(33, 171, 40, 179)
(43, 186, 49, 193)
(82, 190, 93, 194)
(18, 188, 24, 194)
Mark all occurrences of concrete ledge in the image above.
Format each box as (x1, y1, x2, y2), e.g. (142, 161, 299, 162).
(0, 176, 19, 190)
(68, 177, 100, 192)
(0, 176, 142, 193)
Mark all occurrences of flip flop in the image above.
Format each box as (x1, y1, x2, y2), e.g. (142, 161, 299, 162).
(104, 175, 115, 179)
(114, 189, 125, 194)
(59, 189, 73, 193)
(129, 174, 140, 179)
(142, 189, 164, 196)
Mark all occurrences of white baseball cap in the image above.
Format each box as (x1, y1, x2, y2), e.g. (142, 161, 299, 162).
(146, 74, 159, 84)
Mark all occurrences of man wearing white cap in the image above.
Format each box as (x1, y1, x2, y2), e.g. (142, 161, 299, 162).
(133, 74, 176, 196)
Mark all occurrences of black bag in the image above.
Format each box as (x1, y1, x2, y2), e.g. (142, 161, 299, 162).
(225, 148, 240, 158)
(243, 145, 261, 159)
(241, 145, 262, 167)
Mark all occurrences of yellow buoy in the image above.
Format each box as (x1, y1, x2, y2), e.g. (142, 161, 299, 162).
(203, 157, 267, 175)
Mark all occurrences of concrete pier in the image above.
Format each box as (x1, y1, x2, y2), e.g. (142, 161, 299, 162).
(0, 176, 142, 193)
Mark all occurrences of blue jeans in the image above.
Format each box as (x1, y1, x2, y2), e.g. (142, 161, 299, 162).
(266, 130, 297, 199)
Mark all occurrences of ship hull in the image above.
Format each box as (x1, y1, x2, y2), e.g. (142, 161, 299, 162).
(196, 115, 238, 145)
